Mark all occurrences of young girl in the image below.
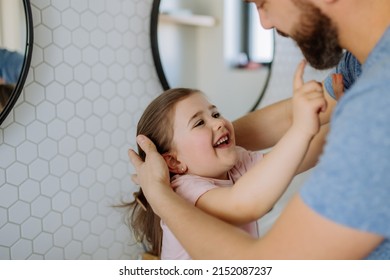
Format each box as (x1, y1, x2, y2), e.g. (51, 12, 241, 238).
(125, 62, 328, 259)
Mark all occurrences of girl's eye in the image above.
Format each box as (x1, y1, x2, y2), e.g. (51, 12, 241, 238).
(212, 112, 221, 118)
(194, 120, 204, 127)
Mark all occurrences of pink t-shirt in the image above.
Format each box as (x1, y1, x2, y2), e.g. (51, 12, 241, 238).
(160, 146, 264, 260)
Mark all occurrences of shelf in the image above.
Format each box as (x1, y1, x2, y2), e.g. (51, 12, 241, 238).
(159, 13, 217, 27)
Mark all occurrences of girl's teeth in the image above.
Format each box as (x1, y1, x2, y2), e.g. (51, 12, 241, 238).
(216, 136, 228, 145)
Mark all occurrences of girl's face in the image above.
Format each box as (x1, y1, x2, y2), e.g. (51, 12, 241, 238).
(169, 93, 237, 180)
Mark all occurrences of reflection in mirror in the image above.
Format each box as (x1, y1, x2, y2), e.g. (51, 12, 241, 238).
(0, 0, 33, 125)
(151, 0, 274, 120)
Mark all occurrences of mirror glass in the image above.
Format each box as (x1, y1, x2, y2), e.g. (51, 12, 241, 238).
(151, 0, 274, 120)
(0, 0, 33, 125)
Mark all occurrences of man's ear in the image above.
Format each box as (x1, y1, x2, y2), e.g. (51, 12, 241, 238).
(162, 153, 187, 174)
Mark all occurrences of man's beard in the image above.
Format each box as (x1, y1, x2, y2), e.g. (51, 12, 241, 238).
(278, 0, 343, 70)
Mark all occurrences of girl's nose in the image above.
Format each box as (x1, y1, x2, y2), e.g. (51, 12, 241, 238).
(212, 118, 224, 130)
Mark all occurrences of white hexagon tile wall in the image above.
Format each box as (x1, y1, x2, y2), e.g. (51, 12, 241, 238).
(0, 0, 162, 259)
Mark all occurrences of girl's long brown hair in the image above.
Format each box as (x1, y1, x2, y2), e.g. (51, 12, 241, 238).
(123, 88, 200, 257)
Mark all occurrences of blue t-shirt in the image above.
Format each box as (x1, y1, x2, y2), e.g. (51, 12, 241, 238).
(0, 48, 24, 84)
(301, 27, 390, 259)
(323, 51, 362, 98)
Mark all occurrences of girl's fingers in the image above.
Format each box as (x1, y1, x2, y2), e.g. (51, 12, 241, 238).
(332, 73, 344, 100)
(293, 59, 307, 91)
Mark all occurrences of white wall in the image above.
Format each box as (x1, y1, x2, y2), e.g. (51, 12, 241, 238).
(0, 0, 330, 259)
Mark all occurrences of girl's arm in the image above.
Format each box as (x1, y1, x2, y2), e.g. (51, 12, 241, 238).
(196, 61, 326, 225)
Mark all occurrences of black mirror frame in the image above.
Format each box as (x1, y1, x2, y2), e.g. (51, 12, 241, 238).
(149, 0, 274, 112)
(150, 0, 170, 91)
(0, 0, 34, 125)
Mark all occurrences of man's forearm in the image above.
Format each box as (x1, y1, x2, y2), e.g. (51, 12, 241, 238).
(233, 98, 292, 151)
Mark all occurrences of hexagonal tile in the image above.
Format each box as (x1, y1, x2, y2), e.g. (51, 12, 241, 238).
(47, 119, 67, 140)
(65, 81, 83, 102)
(44, 44, 63, 67)
(36, 100, 56, 123)
(61, 9, 80, 31)
(10, 238, 32, 259)
(0, 144, 16, 168)
(73, 64, 91, 84)
(91, 63, 108, 82)
(49, 155, 69, 176)
(14, 103, 35, 126)
(82, 46, 99, 66)
(38, 138, 58, 160)
(67, 117, 85, 138)
(8, 201, 30, 224)
(45, 247, 64, 259)
(34, 25, 53, 48)
(62, 206, 80, 227)
(73, 221, 90, 241)
(26, 120, 47, 143)
(6, 162, 28, 185)
(80, 201, 97, 221)
(53, 226, 72, 247)
(53, 26, 72, 47)
(82, 234, 99, 255)
(79, 168, 96, 187)
(40, 175, 60, 197)
(90, 29, 106, 48)
(23, 83, 44, 107)
(3, 123, 26, 147)
(51, 0, 69, 11)
(70, 0, 88, 13)
(29, 158, 49, 181)
(0, 207, 7, 228)
(72, 29, 89, 49)
(31, 196, 51, 218)
(58, 135, 76, 157)
(75, 100, 92, 119)
(0, 185, 17, 208)
(19, 179, 40, 203)
(70, 187, 88, 207)
(35, 63, 55, 86)
(57, 99, 75, 121)
(64, 45, 82, 66)
(64, 240, 82, 259)
(94, 131, 109, 150)
(60, 171, 79, 193)
(16, 141, 38, 164)
(54, 64, 73, 85)
(42, 6, 62, 29)
(45, 82, 65, 103)
(21, 217, 42, 239)
(33, 232, 53, 254)
(69, 152, 86, 173)
(52, 191, 70, 212)
(42, 211, 62, 233)
(0, 223, 20, 246)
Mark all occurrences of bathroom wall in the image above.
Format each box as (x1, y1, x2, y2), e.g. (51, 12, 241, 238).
(0, 0, 158, 260)
(0, 0, 329, 259)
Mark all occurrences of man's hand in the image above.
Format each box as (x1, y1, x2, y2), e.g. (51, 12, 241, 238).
(128, 135, 171, 205)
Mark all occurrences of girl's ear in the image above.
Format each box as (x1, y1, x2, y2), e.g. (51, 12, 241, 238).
(162, 153, 187, 174)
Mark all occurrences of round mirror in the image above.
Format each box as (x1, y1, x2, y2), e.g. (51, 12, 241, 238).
(151, 0, 274, 120)
(0, 0, 33, 125)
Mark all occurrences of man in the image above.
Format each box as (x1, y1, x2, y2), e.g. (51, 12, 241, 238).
(129, 0, 390, 259)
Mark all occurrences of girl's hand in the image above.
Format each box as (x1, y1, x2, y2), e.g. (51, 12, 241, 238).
(292, 60, 327, 137)
(128, 135, 171, 203)
(332, 73, 344, 100)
